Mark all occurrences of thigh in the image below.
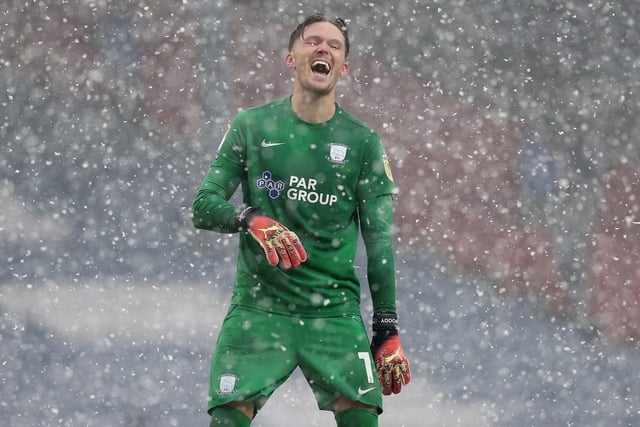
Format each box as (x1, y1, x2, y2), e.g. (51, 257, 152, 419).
(296, 315, 383, 412)
(208, 306, 297, 413)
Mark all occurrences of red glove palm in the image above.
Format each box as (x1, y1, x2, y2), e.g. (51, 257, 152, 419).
(246, 214, 307, 269)
(373, 335, 411, 395)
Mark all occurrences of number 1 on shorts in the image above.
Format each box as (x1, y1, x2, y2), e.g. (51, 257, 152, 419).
(358, 351, 374, 383)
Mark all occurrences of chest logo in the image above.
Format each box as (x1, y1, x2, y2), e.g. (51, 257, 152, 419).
(261, 139, 286, 148)
(327, 143, 349, 164)
(255, 171, 338, 206)
(256, 171, 286, 199)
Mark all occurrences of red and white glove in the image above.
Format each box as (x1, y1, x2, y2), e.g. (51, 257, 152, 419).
(238, 207, 307, 269)
(371, 312, 411, 395)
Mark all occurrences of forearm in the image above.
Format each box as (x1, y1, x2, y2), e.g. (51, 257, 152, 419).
(359, 194, 397, 313)
(365, 233, 396, 312)
(363, 195, 410, 395)
(192, 190, 240, 233)
(192, 164, 243, 233)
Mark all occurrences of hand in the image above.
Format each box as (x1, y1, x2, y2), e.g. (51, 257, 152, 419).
(245, 212, 307, 269)
(371, 312, 411, 395)
(372, 335, 411, 395)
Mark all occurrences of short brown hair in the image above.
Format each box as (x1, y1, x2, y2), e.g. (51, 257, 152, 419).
(288, 14, 350, 58)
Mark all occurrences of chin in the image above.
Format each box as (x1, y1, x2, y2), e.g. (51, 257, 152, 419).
(308, 81, 337, 95)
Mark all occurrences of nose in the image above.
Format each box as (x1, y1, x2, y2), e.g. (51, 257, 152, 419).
(315, 40, 331, 53)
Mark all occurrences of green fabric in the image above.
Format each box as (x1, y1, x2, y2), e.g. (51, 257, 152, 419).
(207, 306, 383, 414)
(193, 96, 397, 316)
(209, 405, 251, 427)
(359, 194, 397, 313)
(335, 407, 379, 427)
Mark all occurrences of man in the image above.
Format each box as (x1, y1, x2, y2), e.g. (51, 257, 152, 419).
(192, 14, 410, 427)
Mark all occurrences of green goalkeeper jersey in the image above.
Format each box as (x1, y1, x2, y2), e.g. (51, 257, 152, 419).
(194, 97, 397, 317)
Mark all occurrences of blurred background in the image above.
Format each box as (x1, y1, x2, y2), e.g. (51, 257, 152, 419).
(1, 0, 639, 426)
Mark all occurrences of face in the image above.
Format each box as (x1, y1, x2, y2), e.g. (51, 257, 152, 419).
(286, 21, 349, 96)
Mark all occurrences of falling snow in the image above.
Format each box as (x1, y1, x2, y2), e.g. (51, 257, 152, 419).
(1, 1, 640, 426)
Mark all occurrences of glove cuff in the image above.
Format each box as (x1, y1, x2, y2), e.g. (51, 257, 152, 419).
(371, 312, 398, 355)
(236, 206, 263, 230)
(372, 312, 399, 332)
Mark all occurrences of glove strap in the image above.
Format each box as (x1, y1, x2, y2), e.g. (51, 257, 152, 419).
(372, 312, 399, 332)
(236, 206, 263, 230)
(371, 312, 398, 354)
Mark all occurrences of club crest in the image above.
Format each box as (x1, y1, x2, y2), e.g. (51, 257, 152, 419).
(327, 143, 349, 164)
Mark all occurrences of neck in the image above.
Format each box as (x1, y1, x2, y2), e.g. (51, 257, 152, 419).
(290, 89, 336, 123)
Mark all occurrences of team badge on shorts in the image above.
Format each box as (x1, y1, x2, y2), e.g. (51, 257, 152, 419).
(218, 374, 238, 394)
(327, 143, 349, 164)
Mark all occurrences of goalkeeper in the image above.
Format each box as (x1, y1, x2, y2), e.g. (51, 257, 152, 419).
(192, 13, 410, 427)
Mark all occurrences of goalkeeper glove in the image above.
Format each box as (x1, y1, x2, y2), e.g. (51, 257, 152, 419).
(371, 312, 411, 395)
(237, 207, 307, 269)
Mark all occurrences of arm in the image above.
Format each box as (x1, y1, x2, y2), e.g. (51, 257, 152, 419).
(359, 194, 397, 313)
(192, 162, 307, 269)
(192, 164, 243, 233)
(359, 194, 411, 395)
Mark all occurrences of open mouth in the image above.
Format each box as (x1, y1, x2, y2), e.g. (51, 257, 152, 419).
(311, 60, 331, 75)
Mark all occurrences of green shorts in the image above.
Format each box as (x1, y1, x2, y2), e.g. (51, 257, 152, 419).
(207, 305, 383, 414)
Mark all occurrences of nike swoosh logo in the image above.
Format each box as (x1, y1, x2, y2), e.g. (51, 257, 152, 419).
(384, 349, 401, 364)
(261, 139, 286, 148)
(358, 386, 376, 395)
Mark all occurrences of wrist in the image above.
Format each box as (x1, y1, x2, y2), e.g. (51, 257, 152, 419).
(371, 312, 398, 354)
(372, 312, 398, 332)
(236, 206, 263, 230)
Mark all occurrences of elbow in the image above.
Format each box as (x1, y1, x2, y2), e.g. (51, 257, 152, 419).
(191, 215, 203, 230)
(191, 210, 210, 231)
(192, 214, 214, 231)
(191, 212, 203, 229)
(191, 200, 206, 230)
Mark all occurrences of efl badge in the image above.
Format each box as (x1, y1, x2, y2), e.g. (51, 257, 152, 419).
(218, 374, 238, 394)
(383, 153, 394, 182)
(327, 143, 349, 164)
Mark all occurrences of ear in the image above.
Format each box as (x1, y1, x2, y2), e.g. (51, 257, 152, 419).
(285, 52, 295, 69)
(340, 62, 349, 77)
